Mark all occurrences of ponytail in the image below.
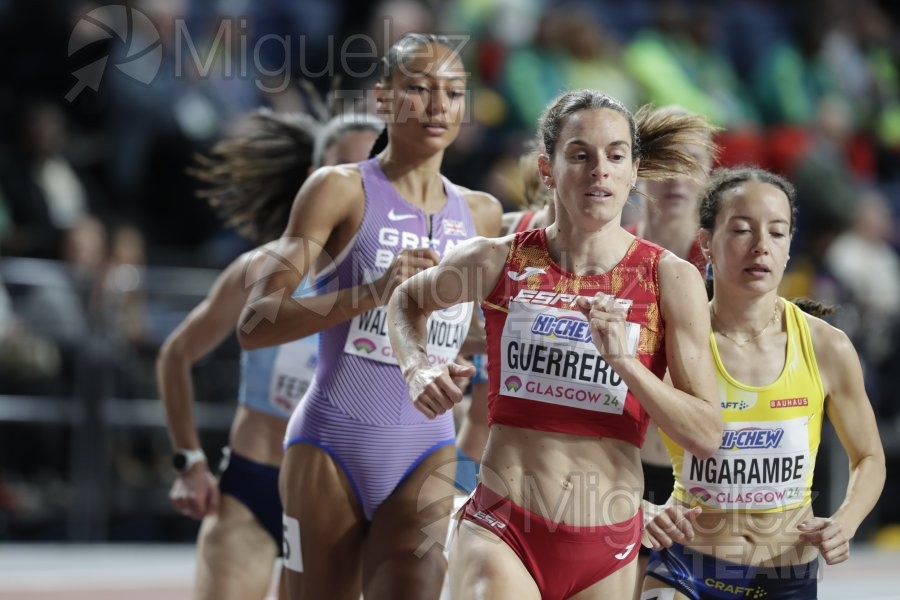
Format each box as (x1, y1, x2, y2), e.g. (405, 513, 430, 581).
(190, 110, 320, 244)
(369, 126, 389, 158)
(633, 105, 719, 182)
(792, 297, 838, 318)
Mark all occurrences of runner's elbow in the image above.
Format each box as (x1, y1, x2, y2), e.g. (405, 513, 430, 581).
(688, 418, 723, 459)
(236, 311, 266, 350)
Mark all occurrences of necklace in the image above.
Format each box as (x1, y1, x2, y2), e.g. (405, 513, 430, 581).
(711, 299, 780, 347)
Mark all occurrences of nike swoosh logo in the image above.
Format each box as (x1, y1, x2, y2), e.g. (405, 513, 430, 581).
(388, 209, 417, 221)
(506, 267, 546, 281)
(614, 542, 636, 560)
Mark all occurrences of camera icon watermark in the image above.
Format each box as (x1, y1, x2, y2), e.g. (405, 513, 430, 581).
(66, 6, 474, 113)
(67, 5, 162, 101)
(239, 238, 342, 335)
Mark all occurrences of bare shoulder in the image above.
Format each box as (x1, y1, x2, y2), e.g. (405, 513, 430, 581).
(802, 310, 856, 367)
(458, 187, 501, 209)
(305, 163, 364, 197)
(444, 232, 514, 268)
(452, 186, 503, 237)
(294, 164, 365, 216)
(286, 164, 364, 238)
(501, 211, 527, 236)
(799, 308, 868, 403)
(457, 186, 503, 217)
(657, 251, 705, 289)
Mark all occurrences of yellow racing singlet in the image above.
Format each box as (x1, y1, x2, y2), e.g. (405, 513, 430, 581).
(662, 300, 825, 513)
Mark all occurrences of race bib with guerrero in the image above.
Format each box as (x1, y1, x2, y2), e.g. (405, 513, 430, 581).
(499, 293, 640, 414)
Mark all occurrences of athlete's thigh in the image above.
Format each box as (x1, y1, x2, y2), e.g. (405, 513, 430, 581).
(640, 575, 694, 600)
(280, 442, 366, 600)
(362, 443, 457, 600)
(194, 495, 278, 600)
(568, 559, 638, 600)
(448, 520, 541, 600)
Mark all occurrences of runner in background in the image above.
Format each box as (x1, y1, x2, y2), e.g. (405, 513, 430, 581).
(630, 105, 717, 598)
(157, 109, 382, 600)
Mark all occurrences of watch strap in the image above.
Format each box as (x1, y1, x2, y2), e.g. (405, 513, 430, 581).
(174, 448, 207, 473)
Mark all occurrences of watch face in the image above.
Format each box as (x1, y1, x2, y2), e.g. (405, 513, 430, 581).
(172, 453, 187, 471)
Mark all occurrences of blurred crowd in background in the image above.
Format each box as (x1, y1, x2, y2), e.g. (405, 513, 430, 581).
(1, 0, 899, 544)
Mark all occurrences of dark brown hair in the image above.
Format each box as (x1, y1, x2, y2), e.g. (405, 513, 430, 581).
(190, 110, 319, 244)
(699, 166, 835, 317)
(699, 166, 798, 236)
(369, 33, 461, 157)
(536, 90, 717, 181)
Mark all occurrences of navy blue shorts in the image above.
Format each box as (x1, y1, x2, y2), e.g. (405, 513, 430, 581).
(218, 448, 283, 554)
(646, 543, 818, 599)
(640, 463, 676, 557)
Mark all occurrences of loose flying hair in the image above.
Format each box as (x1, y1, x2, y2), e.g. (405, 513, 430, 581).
(190, 73, 387, 244)
(190, 110, 320, 245)
(536, 90, 718, 182)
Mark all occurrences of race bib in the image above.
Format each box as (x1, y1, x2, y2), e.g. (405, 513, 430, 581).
(499, 299, 639, 414)
(268, 337, 318, 415)
(344, 303, 473, 366)
(682, 417, 810, 510)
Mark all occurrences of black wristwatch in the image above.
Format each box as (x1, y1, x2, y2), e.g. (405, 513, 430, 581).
(172, 448, 207, 474)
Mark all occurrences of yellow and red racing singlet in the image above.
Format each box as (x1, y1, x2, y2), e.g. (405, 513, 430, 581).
(482, 228, 668, 446)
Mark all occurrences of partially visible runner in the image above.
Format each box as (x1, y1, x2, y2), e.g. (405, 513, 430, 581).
(157, 110, 382, 600)
(501, 150, 556, 235)
(633, 106, 712, 272)
(630, 105, 717, 597)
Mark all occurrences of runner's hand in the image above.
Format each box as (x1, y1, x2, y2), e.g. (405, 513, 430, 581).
(798, 517, 851, 565)
(375, 248, 440, 303)
(170, 463, 220, 519)
(643, 504, 702, 550)
(407, 362, 475, 419)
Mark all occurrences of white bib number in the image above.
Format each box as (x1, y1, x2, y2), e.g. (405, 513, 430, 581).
(682, 417, 811, 510)
(344, 303, 473, 366)
(499, 300, 639, 414)
(268, 337, 317, 415)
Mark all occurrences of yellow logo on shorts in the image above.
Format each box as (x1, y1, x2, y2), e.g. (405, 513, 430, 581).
(703, 578, 767, 599)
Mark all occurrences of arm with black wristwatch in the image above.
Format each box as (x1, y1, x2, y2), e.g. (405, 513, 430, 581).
(156, 255, 255, 519)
